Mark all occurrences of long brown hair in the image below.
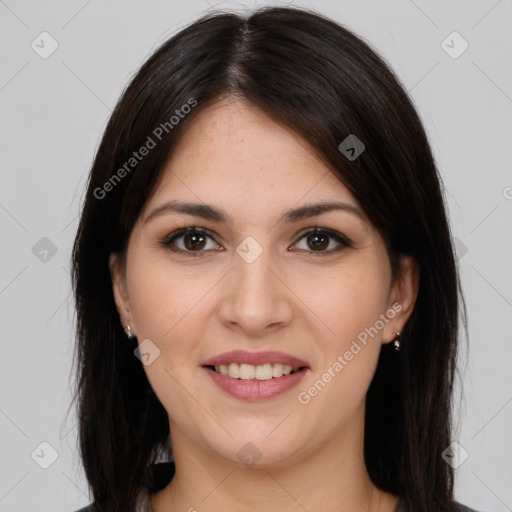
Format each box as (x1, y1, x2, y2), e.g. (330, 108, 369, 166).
(70, 6, 466, 511)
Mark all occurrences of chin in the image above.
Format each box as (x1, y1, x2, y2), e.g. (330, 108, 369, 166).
(205, 429, 308, 469)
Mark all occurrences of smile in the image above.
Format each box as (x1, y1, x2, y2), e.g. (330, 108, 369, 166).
(201, 350, 310, 400)
(210, 363, 302, 380)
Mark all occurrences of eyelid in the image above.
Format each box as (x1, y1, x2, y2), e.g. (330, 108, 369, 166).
(160, 226, 221, 253)
(296, 225, 352, 245)
(160, 225, 353, 256)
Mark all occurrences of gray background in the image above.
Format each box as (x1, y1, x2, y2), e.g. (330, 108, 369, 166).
(0, 1, 511, 511)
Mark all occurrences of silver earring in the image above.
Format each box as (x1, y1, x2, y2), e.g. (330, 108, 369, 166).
(393, 331, 401, 351)
(124, 324, 135, 340)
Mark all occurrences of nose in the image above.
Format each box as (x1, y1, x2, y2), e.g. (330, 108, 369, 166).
(218, 245, 294, 337)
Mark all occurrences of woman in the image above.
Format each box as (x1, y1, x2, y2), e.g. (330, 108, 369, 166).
(70, 6, 478, 512)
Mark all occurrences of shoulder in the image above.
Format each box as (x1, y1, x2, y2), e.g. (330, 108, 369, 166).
(455, 504, 481, 512)
(73, 506, 93, 512)
(395, 499, 482, 512)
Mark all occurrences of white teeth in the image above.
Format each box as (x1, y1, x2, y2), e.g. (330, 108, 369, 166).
(239, 363, 255, 380)
(272, 363, 283, 377)
(255, 364, 273, 380)
(228, 362, 239, 378)
(213, 363, 300, 380)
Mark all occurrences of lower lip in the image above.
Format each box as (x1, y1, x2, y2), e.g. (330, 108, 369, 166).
(202, 366, 309, 401)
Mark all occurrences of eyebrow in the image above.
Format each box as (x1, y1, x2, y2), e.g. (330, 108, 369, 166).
(143, 199, 365, 226)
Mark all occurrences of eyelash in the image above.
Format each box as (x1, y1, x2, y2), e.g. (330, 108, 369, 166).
(160, 225, 353, 258)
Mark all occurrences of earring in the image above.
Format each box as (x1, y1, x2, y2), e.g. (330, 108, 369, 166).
(393, 331, 401, 351)
(124, 324, 135, 340)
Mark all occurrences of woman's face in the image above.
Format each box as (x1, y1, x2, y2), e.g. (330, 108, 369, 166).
(110, 97, 417, 467)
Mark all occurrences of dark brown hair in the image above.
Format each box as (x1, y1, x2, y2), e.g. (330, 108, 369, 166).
(70, 6, 466, 511)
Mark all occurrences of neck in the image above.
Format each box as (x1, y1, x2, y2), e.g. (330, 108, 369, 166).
(151, 409, 399, 512)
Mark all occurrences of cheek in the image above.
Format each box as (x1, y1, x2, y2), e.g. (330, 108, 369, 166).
(126, 251, 207, 342)
(299, 263, 389, 350)
(125, 254, 208, 414)
(295, 262, 389, 403)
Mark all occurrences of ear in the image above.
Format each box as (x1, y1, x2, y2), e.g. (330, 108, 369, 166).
(109, 252, 133, 329)
(383, 254, 419, 344)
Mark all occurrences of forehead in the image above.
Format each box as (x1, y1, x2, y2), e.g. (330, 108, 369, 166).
(171, 98, 328, 179)
(141, 97, 363, 226)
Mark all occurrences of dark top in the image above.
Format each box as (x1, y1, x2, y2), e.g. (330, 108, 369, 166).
(74, 461, 481, 512)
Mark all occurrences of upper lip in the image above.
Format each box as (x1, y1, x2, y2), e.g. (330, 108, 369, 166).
(202, 350, 310, 368)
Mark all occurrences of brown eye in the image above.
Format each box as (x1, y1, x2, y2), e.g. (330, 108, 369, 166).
(293, 228, 352, 255)
(307, 232, 330, 251)
(161, 227, 219, 257)
(161, 226, 352, 258)
(183, 232, 207, 250)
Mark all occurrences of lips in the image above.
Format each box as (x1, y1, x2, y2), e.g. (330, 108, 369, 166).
(202, 365, 309, 400)
(201, 350, 310, 400)
(201, 350, 310, 369)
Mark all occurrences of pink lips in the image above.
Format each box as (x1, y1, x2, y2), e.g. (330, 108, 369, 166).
(201, 350, 309, 368)
(201, 350, 310, 401)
